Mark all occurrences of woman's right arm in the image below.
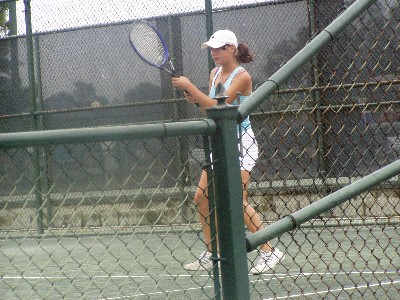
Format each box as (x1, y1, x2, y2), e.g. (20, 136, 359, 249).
(171, 68, 219, 109)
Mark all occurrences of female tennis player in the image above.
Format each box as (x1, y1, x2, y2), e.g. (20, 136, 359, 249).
(171, 30, 285, 275)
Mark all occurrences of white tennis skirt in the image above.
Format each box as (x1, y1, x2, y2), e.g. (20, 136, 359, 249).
(239, 128, 259, 172)
(204, 128, 258, 172)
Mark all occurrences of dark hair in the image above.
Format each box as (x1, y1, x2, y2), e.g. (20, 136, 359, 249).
(235, 43, 254, 63)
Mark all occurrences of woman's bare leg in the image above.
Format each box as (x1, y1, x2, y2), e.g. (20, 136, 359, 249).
(194, 170, 213, 252)
(195, 169, 272, 252)
(241, 170, 273, 252)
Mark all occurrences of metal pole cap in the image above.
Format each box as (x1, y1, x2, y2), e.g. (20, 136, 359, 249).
(213, 83, 230, 105)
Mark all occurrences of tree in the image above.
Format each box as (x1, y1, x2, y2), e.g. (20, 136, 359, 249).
(260, 26, 309, 83)
(0, 3, 9, 37)
(72, 81, 109, 107)
(123, 82, 163, 122)
(123, 82, 161, 103)
(1, 4, 11, 115)
(44, 81, 109, 110)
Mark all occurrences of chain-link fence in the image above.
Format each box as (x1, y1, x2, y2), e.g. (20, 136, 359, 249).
(1, 0, 399, 299)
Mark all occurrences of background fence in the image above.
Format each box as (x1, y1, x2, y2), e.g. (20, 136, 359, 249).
(1, 0, 399, 299)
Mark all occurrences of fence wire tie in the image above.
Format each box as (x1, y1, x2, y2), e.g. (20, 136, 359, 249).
(323, 29, 335, 43)
(266, 79, 280, 92)
(285, 214, 298, 230)
(210, 256, 226, 262)
(201, 159, 218, 170)
(306, 27, 335, 45)
(337, 6, 346, 16)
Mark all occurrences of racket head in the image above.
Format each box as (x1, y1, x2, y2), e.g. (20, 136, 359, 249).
(129, 21, 169, 68)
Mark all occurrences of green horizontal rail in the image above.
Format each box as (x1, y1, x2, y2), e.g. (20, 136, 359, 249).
(246, 159, 400, 252)
(0, 119, 216, 148)
(238, 0, 377, 122)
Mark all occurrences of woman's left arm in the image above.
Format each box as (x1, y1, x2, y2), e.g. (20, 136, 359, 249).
(224, 70, 252, 105)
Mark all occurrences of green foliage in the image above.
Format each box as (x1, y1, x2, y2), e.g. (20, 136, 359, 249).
(0, 3, 9, 36)
(71, 81, 109, 106)
(124, 82, 162, 103)
(0, 4, 10, 75)
(261, 26, 309, 80)
(44, 81, 110, 110)
(0, 36, 29, 115)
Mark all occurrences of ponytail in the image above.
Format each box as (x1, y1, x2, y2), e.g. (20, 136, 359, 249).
(236, 43, 254, 64)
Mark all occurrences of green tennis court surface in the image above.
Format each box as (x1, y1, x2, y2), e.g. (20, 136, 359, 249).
(1, 226, 399, 299)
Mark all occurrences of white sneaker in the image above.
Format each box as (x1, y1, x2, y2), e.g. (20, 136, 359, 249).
(184, 251, 213, 271)
(250, 248, 285, 275)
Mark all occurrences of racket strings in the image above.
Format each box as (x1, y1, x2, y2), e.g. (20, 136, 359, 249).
(130, 24, 166, 66)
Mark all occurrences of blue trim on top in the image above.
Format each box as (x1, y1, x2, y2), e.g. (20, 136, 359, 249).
(209, 66, 252, 132)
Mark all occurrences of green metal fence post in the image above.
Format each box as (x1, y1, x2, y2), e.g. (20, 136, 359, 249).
(202, 134, 222, 300)
(308, 0, 328, 200)
(24, 0, 44, 234)
(167, 16, 189, 223)
(33, 35, 52, 228)
(204, 0, 214, 74)
(206, 101, 250, 300)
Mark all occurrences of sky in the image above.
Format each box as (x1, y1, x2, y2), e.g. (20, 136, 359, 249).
(15, 0, 275, 34)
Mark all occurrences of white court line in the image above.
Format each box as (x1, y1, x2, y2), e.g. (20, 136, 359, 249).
(3, 270, 399, 299)
(2, 273, 215, 300)
(249, 269, 400, 285)
(99, 285, 215, 300)
(5, 270, 396, 281)
(261, 277, 400, 300)
(1, 273, 212, 280)
(98, 270, 400, 300)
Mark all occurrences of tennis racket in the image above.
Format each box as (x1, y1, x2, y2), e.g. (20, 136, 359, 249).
(129, 20, 178, 76)
(129, 20, 199, 106)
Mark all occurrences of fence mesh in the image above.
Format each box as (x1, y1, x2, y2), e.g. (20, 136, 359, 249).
(1, 0, 399, 299)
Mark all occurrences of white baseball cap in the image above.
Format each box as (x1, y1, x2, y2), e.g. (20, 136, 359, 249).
(201, 30, 238, 49)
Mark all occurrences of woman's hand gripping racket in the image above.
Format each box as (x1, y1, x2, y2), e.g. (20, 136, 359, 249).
(129, 21, 199, 106)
